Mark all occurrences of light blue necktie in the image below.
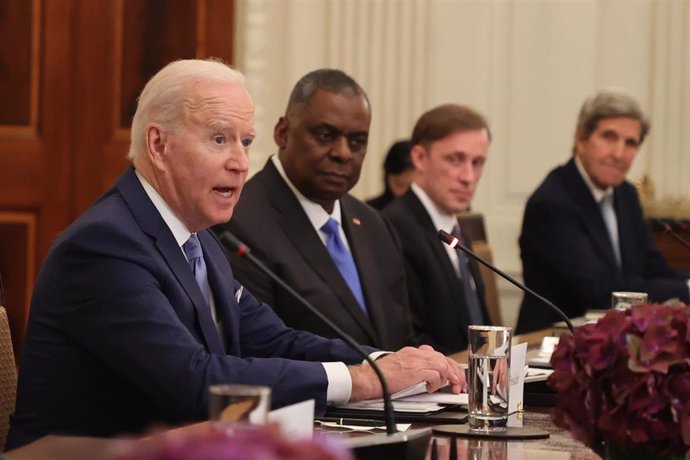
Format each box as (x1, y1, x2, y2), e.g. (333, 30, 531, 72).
(600, 194, 622, 268)
(451, 225, 484, 326)
(321, 218, 368, 315)
(183, 234, 212, 308)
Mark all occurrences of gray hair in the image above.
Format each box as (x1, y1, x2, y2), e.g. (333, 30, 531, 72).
(285, 68, 369, 116)
(574, 90, 650, 153)
(127, 58, 246, 160)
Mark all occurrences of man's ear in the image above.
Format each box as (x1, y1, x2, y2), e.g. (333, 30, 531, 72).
(145, 123, 167, 169)
(410, 144, 427, 172)
(274, 116, 289, 149)
(573, 129, 586, 156)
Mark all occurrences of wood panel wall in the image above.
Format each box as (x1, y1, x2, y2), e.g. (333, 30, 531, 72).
(0, 0, 235, 364)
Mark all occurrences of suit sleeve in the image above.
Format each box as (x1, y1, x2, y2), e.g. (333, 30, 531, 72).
(521, 197, 689, 312)
(379, 213, 418, 347)
(620, 188, 690, 302)
(52, 224, 362, 419)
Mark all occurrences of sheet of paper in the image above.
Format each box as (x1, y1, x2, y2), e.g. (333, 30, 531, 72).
(528, 336, 559, 367)
(268, 399, 314, 438)
(317, 421, 412, 432)
(398, 391, 468, 405)
(338, 399, 445, 413)
(508, 342, 527, 427)
(525, 368, 553, 383)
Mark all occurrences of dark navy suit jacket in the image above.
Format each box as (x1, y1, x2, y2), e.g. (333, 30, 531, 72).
(516, 158, 689, 333)
(7, 167, 366, 449)
(382, 189, 490, 354)
(214, 159, 414, 350)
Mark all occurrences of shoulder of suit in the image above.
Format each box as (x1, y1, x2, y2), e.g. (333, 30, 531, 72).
(342, 194, 380, 217)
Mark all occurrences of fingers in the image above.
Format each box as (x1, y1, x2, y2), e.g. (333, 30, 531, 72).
(445, 357, 467, 393)
(379, 346, 465, 394)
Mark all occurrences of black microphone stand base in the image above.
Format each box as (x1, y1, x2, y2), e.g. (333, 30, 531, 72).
(345, 428, 433, 460)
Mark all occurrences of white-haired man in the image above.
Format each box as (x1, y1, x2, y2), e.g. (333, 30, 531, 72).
(8, 59, 464, 449)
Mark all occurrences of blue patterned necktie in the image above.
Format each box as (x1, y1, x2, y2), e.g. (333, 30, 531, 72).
(183, 234, 212, 308)
(600, 194, 622, 268)
(321, 218, 368, 314)
(451, 225, 484, 326)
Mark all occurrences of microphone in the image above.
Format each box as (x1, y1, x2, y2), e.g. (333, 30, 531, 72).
(218, 230, 397, 433)
(437, 229, 574, 333)
(653, 218, 690, 251)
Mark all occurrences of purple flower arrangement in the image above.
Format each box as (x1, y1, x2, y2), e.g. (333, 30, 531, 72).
(118, 424, 352, 460)
(548, 303, 690, 456)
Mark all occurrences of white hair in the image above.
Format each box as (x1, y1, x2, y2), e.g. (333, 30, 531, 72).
(127, 58, 246, 161)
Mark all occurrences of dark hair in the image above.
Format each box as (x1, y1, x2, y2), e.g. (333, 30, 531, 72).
(286, 69, 369, 116)
(574, 90, 650, 152)
(411, 104, 491, 147)
(383, 140, 413, 175)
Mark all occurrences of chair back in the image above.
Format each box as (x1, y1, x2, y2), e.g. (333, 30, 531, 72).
(0, 304, 17, 451)
(457, 212, 504, 326)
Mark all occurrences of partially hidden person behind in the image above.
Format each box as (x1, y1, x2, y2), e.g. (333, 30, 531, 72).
(7, 59, 464, 449)
(214, 69, 415, 351)
(366, 139, 414, 210)
(516, 89, 690, 333)
(383, 104, 493, 354)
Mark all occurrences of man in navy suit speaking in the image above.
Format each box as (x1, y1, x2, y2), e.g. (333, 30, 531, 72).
(7, 59, 463, 449)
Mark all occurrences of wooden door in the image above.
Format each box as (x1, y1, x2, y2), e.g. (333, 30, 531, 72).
(0, 0, 235, 364)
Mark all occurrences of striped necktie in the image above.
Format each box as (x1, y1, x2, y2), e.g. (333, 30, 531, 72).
(451, 225, 484, 326)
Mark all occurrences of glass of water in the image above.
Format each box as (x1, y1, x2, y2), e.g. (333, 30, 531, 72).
(467, 325, 512, 431)
(208, 384, 271, 426)
(611, 292, 648, 311)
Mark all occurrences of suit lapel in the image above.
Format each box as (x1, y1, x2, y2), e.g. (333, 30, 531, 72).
(199, 230, 241, 355)
(403, 192, 470, 324)
(260, 162, 378, 344)
(117, 167, 225, 354)
(563, 159, 619, 268)
(612, 186, 633, 269)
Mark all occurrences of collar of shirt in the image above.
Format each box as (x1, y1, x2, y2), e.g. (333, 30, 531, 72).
(410, 183, 462, 276)
(574, 155, 614, 203)
(135, 169, 192, 253)
(271, 155, 348, 248)
(410, 183, 459, 234)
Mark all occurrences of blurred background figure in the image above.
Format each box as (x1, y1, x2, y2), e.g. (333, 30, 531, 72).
(366, 140, 414, 210)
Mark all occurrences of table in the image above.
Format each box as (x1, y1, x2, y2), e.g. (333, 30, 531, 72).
(4, 330, 600, 459)
(2, 407, 601, 460)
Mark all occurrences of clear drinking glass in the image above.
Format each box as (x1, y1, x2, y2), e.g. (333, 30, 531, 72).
(208, 384, 271, 426)
(611, 292, 648, 311)
(467, 325, 512, 431)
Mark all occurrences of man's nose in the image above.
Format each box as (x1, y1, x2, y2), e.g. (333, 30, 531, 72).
(458, 162, 475, 183)
(226, 143, 250, 172)
(611, 141, 626, 159)
(330, 136, 353, 160)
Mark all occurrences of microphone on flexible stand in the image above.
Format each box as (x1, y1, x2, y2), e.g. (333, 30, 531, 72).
(436, 229, 574, 333)
(653, 218, 690, 251)
(670, 219, 688, 232)
(218, 230, 432, 460)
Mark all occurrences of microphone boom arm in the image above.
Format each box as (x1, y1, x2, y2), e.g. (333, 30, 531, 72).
(437, 229, 574, 333)
(218, 231, 398, 435)
(655, 218, 690, 251)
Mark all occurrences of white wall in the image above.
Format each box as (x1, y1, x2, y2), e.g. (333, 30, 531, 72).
(233, 0, 690, 328)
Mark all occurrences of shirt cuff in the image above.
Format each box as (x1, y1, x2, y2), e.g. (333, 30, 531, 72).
(322, 362, 351, 406)
(323, 351, 389, 405)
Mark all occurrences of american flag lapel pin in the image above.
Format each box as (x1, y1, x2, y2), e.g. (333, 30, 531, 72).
(352, 217, 361, 226)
